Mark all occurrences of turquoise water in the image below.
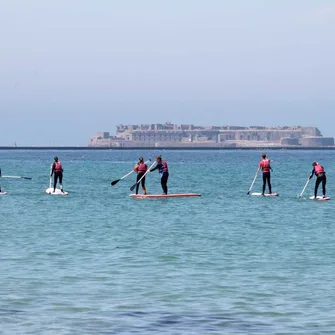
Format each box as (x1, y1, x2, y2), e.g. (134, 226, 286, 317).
(1, 149, 335, 334)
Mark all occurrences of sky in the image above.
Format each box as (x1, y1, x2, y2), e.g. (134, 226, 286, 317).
(0, 0, 335, 146)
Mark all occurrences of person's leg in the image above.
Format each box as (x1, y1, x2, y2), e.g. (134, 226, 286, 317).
(314, 177, 321, 198)
(135, 173, 141, 194)
(59, 173, 63, 191)
(161, 173, 169, 194)
(262, 173, 266, 194)
(267, 173, 272, 194)
(322, 175, 327, 196)
(141, 175, 147, 194)
(53, 174, 58, 192)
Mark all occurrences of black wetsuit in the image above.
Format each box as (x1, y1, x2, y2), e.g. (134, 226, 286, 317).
(150, 162, 169, 194)
(310, 166, 326, 197)
(262, 172, 272, 195)
(134, 163, 148, 194)
(259, 159, 272, 194)
(51, 162, 63, 191)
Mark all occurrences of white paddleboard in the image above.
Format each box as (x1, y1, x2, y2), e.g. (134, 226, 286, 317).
(309, 196, 330, 201)
(45, 188, 68, 196)
(130, 193, 201, 199)
(250, 192, 279, 197)
(0, 191, 8, 196)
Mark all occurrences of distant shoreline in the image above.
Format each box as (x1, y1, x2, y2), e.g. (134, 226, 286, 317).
(1, 146, 335, 150)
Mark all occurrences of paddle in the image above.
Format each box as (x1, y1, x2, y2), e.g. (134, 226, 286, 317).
(130, 161, 156, 192)
(49, 164, 52, 189)
(299, 178, 310, 198)
(247, 171, 259, 195)
(0, 175, 32, 180)
(111, 159, 151, 186)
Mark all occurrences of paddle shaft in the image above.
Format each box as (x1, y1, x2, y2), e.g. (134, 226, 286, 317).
(49, 164, 52, 189)
(247, 171, 258, 194)
(0, 176, 32, 180)
(111, 159, 151, 185)
(130, 161, 156, 191)
(299, 178, 310, 198)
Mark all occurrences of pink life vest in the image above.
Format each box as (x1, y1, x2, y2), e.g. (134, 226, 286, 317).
(260, 159, 270, 173)
(55, 161, 63, 172)
(136, 163, 147, 174)
(314, 164, 325, 176)
(159, 161, 168, 173)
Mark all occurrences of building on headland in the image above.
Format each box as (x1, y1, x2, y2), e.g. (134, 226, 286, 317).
(88, 122, 335, 148)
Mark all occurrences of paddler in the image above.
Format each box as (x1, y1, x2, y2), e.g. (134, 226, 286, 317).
(50, 156, 64, 193)
(149, 155, 169, 195)
(256, 153, 273, 195)
(134, 157, 148, 195)
(309, 162, 327, 199)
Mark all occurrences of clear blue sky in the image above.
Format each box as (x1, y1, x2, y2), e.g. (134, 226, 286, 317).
(1, 0, 334, 145)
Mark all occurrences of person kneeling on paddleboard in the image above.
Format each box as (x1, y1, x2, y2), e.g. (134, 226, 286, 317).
(134, 157, 148, 195)
(309, 162, 327, 199)
(256, 153, 273, 196)
(149, 155, 169, 195)
(51, 156, 64, 193)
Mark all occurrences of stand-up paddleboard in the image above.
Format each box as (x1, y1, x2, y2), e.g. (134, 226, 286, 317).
(0, 191, 8, 195)
(45, 164, 68, 196)
(250, 192, 279, 197)
(45, 188, 68, 195)
(130, 193, 201, 199)
(309, 196, 331, 201)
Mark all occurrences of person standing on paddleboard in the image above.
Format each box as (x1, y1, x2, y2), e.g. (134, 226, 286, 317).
(309, 162, 327, 199)
(256, 153, 273, 195)
(150, 155, 169, 195)
(134, 157, 148, 195)
(50, 156, 64, 193)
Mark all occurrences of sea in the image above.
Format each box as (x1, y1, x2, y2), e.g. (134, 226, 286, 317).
(1, 149, 335, 335)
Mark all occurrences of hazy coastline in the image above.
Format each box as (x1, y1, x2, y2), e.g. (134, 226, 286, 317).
(1, 146, 335, 151)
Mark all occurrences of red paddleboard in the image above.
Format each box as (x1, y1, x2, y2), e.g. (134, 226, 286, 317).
(130, 193, 201, 199)
(250, 192, 279, 197)
(309, 196, 331, 201)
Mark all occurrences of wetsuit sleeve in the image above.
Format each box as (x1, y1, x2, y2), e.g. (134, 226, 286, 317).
(51, 163, 56, 176)
(150, 163, 162, 172)
(309, 168, 315, 179)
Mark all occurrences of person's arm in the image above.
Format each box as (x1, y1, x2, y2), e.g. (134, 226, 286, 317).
(50, 163, 55, 176)
(269, 161, 273, 172)
(150, 163, 162, 172)
(309, 168, 315, 179)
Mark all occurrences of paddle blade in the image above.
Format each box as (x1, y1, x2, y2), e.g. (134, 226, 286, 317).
(111, 179, 120, 186)
(130, 183, 137, 191)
